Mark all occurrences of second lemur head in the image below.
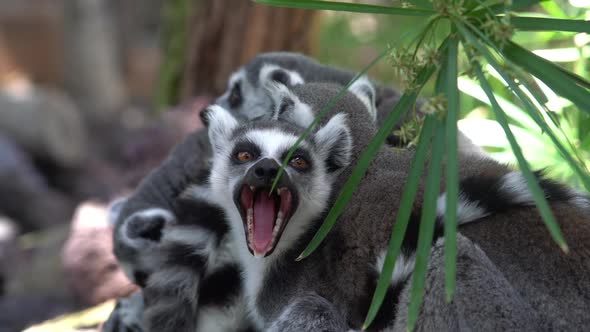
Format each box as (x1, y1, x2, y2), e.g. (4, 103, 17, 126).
(205, 105, 353, 258)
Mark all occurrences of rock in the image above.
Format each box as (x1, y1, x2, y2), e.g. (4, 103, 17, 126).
(0, 134, 74, 231)
(62, 202, 138, 306)
(0, 216, 18, 296)
(0, 86, 88, 167)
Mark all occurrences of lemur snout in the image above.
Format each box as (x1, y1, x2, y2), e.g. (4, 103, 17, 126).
(252, 158, 280, 184)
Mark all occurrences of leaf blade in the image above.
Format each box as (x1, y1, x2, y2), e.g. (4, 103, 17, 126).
(442, 34, 459, 302)
(512, 17, 590, 33)
(362, 116, 437, 329)
(473, 61, 568, 252)
(254, 0, 436, 16)
(407, 122, 446, 332)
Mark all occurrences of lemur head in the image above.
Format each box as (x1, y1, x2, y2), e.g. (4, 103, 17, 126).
(212, 60, 305, 123)
(206, 105, 352, 257)
(209, 52, 377, 125)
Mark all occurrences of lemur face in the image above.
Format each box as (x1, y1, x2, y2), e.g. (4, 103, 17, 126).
(212, 64, 305, 124)
(206, 105, 352, 257)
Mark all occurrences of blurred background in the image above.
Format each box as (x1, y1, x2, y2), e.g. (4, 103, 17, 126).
(0, 0, 587, 331)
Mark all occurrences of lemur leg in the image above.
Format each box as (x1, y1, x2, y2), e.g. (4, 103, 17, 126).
(102, 291, 145, 332)
(390, 234, 541, 332)
(266, 293, 349, 332)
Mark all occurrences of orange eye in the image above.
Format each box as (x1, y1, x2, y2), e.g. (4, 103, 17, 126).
(236, 151, 252, 162)
(289, 156, 310, 170)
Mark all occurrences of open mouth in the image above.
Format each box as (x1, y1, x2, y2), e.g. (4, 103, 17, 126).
(236, 185, 296, 257)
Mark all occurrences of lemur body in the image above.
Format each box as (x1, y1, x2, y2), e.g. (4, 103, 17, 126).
(205, 84, 590, 331)
(107, 53, 589, 330)
(107, 52, 437, 331)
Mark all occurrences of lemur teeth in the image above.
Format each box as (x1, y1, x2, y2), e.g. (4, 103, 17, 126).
(250, 185, 256, 192)
(247, 208, 254, 245)
(272, 213, 284, 241)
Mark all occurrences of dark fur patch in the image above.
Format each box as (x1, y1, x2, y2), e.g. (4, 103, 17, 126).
(126, 214, 166, 241)
(164, 243, 208, 273)
(459, 171, 572, 217)
(459, 176, 514, 214)
(228, 83, 243, 108)
(134, 270, 149, 288)
(199, 264, 242, 307)
(401, 212, 444, 256)
(358, 270, 406, 332)
(534, 170, 572, 201)
(174, 198, 228, 243)
(271, 70, 291, 86)
(279, 97, 295, 115)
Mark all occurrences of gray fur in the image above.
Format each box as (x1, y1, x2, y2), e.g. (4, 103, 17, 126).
(208, 83, 590, 331)
(111, 129, 212, 285)
(389, 234, 541, 332)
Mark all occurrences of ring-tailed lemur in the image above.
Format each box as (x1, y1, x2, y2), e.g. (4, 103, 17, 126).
(110, 52, 481, 288)
(204, 85, 590, 331)
(108, 130, 253, 331)
(106, 75, 590, 331)
(106, 51, 425, 331)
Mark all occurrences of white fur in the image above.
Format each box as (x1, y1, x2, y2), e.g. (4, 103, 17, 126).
(207, 105, 240, 152)
(499, 171, 535, 205)
(228, 69, 246, 88)
(196, 295, 251, 332)
(181, 184, 219, 206)
(349, 76, 377, 122)
(162, 225, 215, 250)
(267, 82, 315, 128)
(436, 192, 490, 226)
(118, 208, 176, 250)
(259, 64, 305, 87)
(314, 113, 352, 170)
(244, 129, 302, 163)
(208, 118, 349, 326)
(375, 250, 416, 286)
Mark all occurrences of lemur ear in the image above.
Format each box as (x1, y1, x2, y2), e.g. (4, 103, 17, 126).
(349, 76, 377, 122)
(265, 83, 315, 128)
(314, 113, 353, 173)
(107, 197, 127, 226)
(206, 105, 239, 152)
(260, 64, 305, 88)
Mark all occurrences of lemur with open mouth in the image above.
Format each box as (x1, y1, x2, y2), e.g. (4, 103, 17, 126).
(106, 54, 590, 331)
(204, 84, 590, 331)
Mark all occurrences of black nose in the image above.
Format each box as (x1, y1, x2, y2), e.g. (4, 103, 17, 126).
(253, 158, 280, 182)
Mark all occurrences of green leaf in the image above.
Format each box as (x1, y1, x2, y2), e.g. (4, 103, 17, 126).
(254, 0, 436, 16)
(511, 17, 590, 33)
(457, 23, 590, 196)
(442, 35, 459, 303)
(270, 50, 388, 193)
(361, 116, 436, 329)
(456, 22, 590, 192)
(471, 0, 546, 16)
(407, 122, 446, 332)
(502, 42, 590, 113)
(297, 63, 438, 261)
(473, 62, 569, 252)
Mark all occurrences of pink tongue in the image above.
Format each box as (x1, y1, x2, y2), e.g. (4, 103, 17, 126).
(253, 190, 276, 253)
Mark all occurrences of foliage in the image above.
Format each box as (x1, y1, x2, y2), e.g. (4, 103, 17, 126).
(256, 0, 590, 330)
(154, 0, 193, 112)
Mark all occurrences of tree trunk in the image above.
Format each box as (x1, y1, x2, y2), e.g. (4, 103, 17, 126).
(180, 1, 319, 99)
(62, 0, 127, 121)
